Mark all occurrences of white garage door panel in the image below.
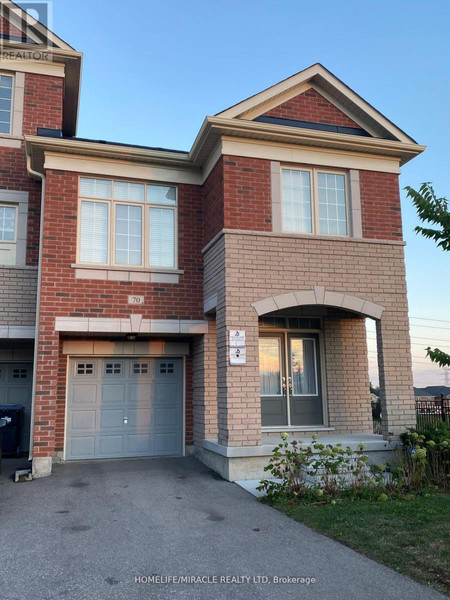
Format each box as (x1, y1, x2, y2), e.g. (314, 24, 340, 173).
(72, 384, 96, 404)
(155, 432, 180, 454)
(71, 410, 96, 431)
(66, 357, 183, 460)
(69, 436, 95, 457)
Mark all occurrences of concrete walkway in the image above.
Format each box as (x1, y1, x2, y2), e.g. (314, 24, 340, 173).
(0, 456, 446, 600)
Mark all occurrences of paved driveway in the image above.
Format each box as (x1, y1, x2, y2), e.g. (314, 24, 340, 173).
(0, 456, 445, 600)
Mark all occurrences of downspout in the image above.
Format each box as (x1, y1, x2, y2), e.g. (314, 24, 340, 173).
(26, 152, 45, 463)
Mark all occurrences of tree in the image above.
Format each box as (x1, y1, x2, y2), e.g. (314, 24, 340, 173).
(405, 183, 450, 367)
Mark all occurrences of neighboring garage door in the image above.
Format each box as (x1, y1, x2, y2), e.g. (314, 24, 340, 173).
(0, 363, 32, 453)
(66, 357, 183, 460)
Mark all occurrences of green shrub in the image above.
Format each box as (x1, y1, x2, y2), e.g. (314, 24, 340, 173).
(398, 426, 449, 490)
(257, 433, 385, 503)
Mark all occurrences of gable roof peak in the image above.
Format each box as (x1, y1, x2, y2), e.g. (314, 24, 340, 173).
(216, 63, 416, 144)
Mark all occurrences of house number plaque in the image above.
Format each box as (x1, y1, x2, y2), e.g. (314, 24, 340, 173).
(128, 295, 145, 305)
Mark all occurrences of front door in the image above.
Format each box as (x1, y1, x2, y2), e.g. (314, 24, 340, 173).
(260, 333, 323, 427)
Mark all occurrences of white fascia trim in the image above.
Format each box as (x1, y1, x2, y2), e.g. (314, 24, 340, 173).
(216, 64, 322, 119)
(0, 60, 65, 78)
(0, 325, 35, 338)
(54, 316, 209, 335)
(44, 152, 202, 185)
(221, 137, 402, 174)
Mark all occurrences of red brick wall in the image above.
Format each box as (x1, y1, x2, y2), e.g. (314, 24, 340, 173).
(202, 155, 272, 245)
(0, 72, 64, 265)
(263, 88, 362, 128)
(33, 170, 204, 456)
(38, 171, 204, 321)
(0, 15, 24, 39)
(23, 73, 63, 135)
(360, 171, 403, 240)
(0, 148, 41, 264)
(223, 156, 272, 232)
(202, 157, 224, 245)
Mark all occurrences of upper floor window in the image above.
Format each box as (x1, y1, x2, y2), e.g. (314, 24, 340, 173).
(0, 75, 13, 134)
(78, 177, 177, 269)
(0, 203, 17, 265)
(0, 204, 16, 241)
(282, 167, 348, 236)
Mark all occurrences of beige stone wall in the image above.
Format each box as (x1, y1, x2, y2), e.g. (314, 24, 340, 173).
(193, 319, 218, 446)
(323, 317, 372, 433)
(203, 230, 415, 444)
(0, 267, 37, 326)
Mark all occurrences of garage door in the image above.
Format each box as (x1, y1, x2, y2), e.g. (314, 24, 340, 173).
(66, 357, 183, 460)
(0, 362, 32, 453)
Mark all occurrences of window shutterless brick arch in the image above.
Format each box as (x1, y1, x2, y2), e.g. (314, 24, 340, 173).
(251, 286, 385, 320)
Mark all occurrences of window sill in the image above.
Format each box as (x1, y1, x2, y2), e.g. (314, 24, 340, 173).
(71, 264, 183, 284)
(0, 134, 22, 148)
(0, 264, 37, 270)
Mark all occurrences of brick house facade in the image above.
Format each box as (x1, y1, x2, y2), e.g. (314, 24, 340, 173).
(0, 7, 425, 479)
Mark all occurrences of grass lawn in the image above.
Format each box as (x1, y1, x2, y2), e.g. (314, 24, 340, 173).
(266, 494, 450, 595)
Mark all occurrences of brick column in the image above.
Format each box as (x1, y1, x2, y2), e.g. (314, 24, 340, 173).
(376, 312, 415, 438)
(193, 319, 218, 446)
(216, 302, 262, 447)
(324, 317, 372, 433)
(32, 329, 59, 477)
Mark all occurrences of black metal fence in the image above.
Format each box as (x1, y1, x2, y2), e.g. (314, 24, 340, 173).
(415, 395, 450, 431)
(371, 395, 450, 434)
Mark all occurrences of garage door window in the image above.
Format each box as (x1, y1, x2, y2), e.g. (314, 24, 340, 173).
(133, 362, 149, 374)
(13, 368, 27, 379)
(160, 362, 174, 374)
(104, 362, 122, 375)
(76, 362, 94, 375)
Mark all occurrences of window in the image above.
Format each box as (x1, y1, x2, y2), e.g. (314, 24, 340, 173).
(133, 362, 149, 374)
(105, 362, 122, 375)
(13, 368, 27, 379)
(159, 363, 174, 374)
(282, 168, 348, 236)
(78, 178, 177, 269)
(0, 204, 16, 241)
(0, 75, 13, 134)
(77, 363, 94, 375)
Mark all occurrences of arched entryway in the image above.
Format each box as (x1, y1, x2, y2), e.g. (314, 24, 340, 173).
(252, 287, 386, 432)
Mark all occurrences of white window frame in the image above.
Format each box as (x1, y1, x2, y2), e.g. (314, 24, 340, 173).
(281, 166, 350, 237)
(0, 72, 14, 136)
(77, 177, 178, 270)
(0, 202, 17, 242)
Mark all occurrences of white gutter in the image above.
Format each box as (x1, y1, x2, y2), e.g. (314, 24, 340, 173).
(26, 153, 45, 462)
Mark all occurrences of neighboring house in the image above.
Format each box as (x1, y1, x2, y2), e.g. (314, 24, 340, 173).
(0, 3, 425, 480)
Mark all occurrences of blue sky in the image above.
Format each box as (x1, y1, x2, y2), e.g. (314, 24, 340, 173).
(44, 0, 450, 385)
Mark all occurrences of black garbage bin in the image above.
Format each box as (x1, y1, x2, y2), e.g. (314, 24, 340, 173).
(0, 405, 24, 457)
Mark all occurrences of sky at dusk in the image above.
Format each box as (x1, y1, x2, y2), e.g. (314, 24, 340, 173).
(33, 0, 450, 387)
